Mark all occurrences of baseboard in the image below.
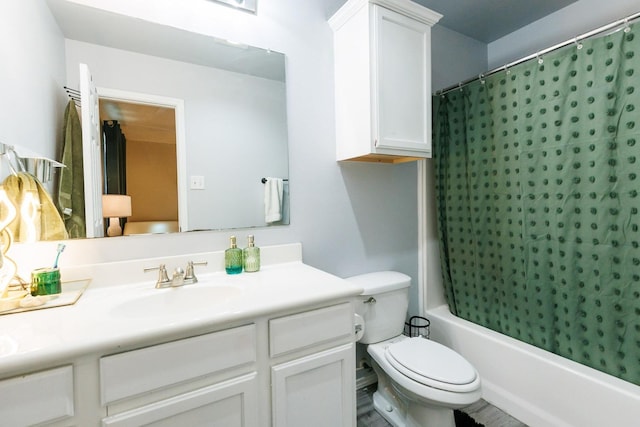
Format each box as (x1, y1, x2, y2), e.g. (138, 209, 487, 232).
(356, 367, 377, 389)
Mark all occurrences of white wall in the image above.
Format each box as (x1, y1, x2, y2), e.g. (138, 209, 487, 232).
(8, 0, 420, 315)
(488, 0, 639, 69)
(64, 40, 288, 230)
(0, 1, 67, 191)
(431, 24, 488, 91)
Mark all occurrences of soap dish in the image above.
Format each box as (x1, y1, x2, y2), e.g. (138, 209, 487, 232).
(0, 278, 91, 315)
(0, 291, 29, 312)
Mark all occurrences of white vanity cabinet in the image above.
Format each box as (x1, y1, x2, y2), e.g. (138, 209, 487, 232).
(269, 303, 356, 427)
(0, 365, 74, 426)
(96, 302, 357, 427)
(0, 303, 356, 427)
(100, 324, 259, 427)
(330, 0, 442, 163)
(0, 251, 363, 427)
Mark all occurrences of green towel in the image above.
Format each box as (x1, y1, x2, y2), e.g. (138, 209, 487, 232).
(57, 100, 86, 238)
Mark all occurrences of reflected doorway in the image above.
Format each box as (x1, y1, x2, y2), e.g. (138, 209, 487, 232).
(97, 89, 187, 233)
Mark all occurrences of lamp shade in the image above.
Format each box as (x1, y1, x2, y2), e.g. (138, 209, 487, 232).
(102, 194, 132, 218)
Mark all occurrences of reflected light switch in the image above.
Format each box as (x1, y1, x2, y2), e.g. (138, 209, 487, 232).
(190, 175, 205, 190)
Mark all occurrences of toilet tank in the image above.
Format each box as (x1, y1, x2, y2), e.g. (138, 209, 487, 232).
(347, 271, 410, 344)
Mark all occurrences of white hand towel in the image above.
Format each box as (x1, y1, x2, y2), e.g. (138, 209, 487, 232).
(264, 177, 284, 223)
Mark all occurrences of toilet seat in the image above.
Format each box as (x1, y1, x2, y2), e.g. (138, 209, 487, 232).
(385, 337, 479, 393)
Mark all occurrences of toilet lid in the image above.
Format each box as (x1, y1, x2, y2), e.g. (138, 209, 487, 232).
(386, 338, 477, 388)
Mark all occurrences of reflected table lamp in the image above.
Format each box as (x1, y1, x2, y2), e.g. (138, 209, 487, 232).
(102, 195, 132, 237)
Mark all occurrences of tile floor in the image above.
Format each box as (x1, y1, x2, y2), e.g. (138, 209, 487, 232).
(356, 385, 528, 427)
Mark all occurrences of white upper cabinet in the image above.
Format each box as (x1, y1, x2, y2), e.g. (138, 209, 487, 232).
(330, 0, 442, 163)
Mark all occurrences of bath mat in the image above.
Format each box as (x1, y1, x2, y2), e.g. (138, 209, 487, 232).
(454, 410, 485, 427)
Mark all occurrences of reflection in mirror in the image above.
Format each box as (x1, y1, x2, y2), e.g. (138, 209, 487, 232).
(211, 0, 258, 14)
(99, 98, 179, 235)
(42, 0, 290, 240)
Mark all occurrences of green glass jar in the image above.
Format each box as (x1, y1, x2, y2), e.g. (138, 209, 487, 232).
(31, 267, 61, 296)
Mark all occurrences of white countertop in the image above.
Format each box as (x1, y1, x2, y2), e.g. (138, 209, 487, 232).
(0, 245, 363, 376)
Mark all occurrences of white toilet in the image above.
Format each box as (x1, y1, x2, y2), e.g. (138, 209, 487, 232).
(348, 271, 481, 427)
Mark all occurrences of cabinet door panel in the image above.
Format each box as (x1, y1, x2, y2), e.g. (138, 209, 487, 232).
(272, 344, 355, 427)
(0, 365, 74, 426)
(100, 324, 256, 404)
(373, 5, 431, 153)
(269, 303, 352, 357)
(102, 372, 258, 427)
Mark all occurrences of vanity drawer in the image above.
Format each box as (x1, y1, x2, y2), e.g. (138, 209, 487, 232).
(0, 365, 74, 425)
(100, 324, 256, 405)
(269, 303, 352, 357)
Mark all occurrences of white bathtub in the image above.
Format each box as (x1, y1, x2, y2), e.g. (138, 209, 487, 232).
(425, 305, 640, 427)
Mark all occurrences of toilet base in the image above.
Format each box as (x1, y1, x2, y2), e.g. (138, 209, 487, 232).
(373, 390, 404, 426)
(373, 388, 456, 427)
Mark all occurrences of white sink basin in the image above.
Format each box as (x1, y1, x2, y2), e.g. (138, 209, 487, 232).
(111, 285, 243, 317)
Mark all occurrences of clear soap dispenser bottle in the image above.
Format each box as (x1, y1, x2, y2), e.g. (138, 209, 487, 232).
(243, 235, 260, 272)
(225, 235, 243, 274)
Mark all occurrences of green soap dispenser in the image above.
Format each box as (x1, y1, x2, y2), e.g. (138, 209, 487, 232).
(225, 235, 243, 274)
(243, 235, 260, 272)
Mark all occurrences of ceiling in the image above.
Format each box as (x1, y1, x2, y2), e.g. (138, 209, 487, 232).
(99, 99, 176, 146)
(413, 0, 579, 43)
(326, 0, 579, 43)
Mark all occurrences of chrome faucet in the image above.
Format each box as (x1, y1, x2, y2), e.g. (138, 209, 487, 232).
(144, 261, 208, 288)
(171, 266, 185, 287)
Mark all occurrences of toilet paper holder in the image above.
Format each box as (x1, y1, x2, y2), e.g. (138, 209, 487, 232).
(404, 315, 430, 339)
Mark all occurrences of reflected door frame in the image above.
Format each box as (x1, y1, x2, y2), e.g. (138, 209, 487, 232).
(97, 87, 188, 233)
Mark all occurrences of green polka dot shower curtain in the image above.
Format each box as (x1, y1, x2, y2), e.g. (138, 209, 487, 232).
(433, 25, 639, 385)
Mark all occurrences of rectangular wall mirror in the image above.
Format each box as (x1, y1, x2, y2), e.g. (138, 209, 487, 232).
(30, 0, 290, 240)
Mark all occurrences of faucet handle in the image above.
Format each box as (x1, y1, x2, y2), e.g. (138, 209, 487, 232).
(184, 261, 208, 284)
(144, 263, 171, 288)
(172, 266, 185, 287)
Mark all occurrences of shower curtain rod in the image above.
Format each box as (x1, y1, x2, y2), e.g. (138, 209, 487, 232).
(436, 10, 640, 96)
